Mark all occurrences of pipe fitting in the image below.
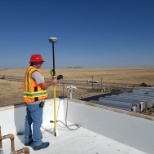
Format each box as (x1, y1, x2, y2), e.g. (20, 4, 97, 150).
(0, 134, 15, 152)
(12, 147, 30, 154)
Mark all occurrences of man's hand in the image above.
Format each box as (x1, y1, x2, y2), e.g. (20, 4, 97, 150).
(52, 78, 59, 84)
(40, 78, 59, 89)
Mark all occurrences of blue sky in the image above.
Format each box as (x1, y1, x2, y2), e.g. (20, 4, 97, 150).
(0, 0, 154, 68)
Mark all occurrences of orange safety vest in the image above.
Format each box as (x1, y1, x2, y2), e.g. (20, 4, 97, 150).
(24, 66, 48, 103)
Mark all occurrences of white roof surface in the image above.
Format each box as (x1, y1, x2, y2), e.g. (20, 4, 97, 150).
(2, 125, 145, 154)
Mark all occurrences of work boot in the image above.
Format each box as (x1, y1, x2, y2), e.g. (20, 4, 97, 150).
(33, 142, 50, 150)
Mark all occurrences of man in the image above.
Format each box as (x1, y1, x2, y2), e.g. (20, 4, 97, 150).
(24, 54, 58, 150)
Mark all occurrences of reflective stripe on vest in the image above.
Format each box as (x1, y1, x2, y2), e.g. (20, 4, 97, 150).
(24, 91, 48, 97)
(26, 67, 34, 92)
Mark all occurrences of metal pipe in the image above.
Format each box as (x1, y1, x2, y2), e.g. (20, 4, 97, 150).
(0, 134, 15, 152)
(63, 83, 64, 97)
(101, 78, 102, 90)
(92, 76, 93, 92)
(12, 147, 30, 154)
(10, 134, 15, 152)
(0, 130, 29, 154)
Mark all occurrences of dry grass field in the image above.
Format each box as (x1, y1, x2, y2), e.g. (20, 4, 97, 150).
(0, 68, 154, 107)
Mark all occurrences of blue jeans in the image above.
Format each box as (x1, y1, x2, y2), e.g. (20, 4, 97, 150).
(24, 103, 43, 146)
